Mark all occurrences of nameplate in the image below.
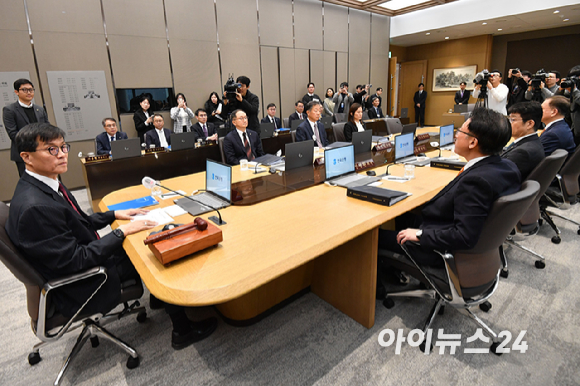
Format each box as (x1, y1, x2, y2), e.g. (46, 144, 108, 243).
(145, 147, 166, 154)
(314, 157, 325, 166)
(84, 155, 111, 163)
(373, 142, 392, 152)
(414, 145, 427, 154)
(417, 133, 430, 141)
(355, 159, 375, 172)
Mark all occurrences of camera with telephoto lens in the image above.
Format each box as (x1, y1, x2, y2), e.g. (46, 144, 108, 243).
(530, 69, 547, 91)
(560, 76, 579, 89)
(224, 75, 242, 102)
(511, 68, 520, 75)
(473, 69, 490, 87)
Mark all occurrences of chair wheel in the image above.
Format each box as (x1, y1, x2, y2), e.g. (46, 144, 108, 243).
(479, 301, 492, 312)
(538, 219, 543, 226)
(136, 311, 147, 323)
(126, 355, 140, 369)
(551, 236, 561, 244)
(500, 269, 509, 278)
(90, 336, 100, 348)
(419, 341, 432, 354)
(535, 260, 546, 269)
(490, 342, 503, 356)
(438, 305, 445, 315)
(28, 352, 41, 365)
(383, 297, 395, 309)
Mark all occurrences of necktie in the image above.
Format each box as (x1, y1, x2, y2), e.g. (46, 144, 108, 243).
(243, 132, 254, 161)
(271, 117, 277, 129)
(375, 107, 379, 115)
(59, 183, 100, 239)
(110, 135, 115, 142)
(313, 123, 323, 148)
(458, 166, 465, 175)
(203, 124, 208, 137)
(461, 91, 463, 98)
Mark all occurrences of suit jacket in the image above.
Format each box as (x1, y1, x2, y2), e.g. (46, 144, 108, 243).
(414, 90, 427, 109)
(367, 94, 382, 109)
(5, 173, 126, 318)
(145, 128, 172, 148)
(261, 116, 282, 129)
(301, 93, 322, 105)
(132, 110, 153, 138)
(288, 112, 305, 127)
(454, 90, 470, 105)
(95, 131, 129, 155)
(367, 107, 384, 119)
(295, 120, 329, 147)
(191, 122, 216, 141)
(343, 121, 367, 142)
(223, 89, 260, 135)
(419, 156, 521, 252)
(540, 119, 575, 156)
(223, 129, 265, 165)
(3, 101, 49, 162)
(501, 134, 545, 180)
(505, 76, 528, 108)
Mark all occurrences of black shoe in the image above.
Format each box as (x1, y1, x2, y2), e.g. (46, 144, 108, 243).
(149, 294, 164, 310)
(172, 317, 218, 350)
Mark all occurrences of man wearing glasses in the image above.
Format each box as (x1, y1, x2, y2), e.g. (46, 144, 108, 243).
(3, 78, 49, 177)
(472, 70, 509, 115)
(223, 109, 264, 165)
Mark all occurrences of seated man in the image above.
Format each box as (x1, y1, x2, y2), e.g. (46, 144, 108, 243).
(223, 109, 265, 165)
(379, 108, 521, 269)
(288, 101, 305, 127)
(191, 109, 217, 142)
(295, 101, 329, 147)
(145, 114, 172, 148)
(260, 103, 282, 129)
(367, 97, 385, 119)
(540, 96, 575, 156)
(96, 117, 128, 155)
(6, 123, 217, 349)
(501, 101, 546, 180)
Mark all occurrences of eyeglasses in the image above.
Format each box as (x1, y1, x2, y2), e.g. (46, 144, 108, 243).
(235, 116, 248, 121)
(508, 117, 523, 123)
(456, 129, 478, 139)
(32, 144, 71, 156)
(19, 88, 35, 93)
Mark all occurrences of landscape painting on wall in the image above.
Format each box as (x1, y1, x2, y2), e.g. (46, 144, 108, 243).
(432, 65, 477, 92)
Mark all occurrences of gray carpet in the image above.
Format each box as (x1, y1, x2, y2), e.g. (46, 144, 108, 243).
(1, 189, 579, 386)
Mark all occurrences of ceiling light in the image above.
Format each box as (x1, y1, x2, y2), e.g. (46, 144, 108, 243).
(497, 28, 502, 31)
(563, 19, 569, 21)
(378, 0, 430, 11)
(445, 37, 449, 39)
(426, 32, 430, 35)
(482, 22, 487, 25)
(554, 10, 560, 14)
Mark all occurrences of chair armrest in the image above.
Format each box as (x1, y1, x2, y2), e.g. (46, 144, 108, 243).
(44, 266, 105, 291)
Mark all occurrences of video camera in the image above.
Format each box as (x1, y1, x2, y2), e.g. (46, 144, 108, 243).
(561, 76, 579, 89)
(530, 69, 547, 91)
(473, 69, 490, 87)
(511, 68, 520, 75)
(224, 74, 242, 102)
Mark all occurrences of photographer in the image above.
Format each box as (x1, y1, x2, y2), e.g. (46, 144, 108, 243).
(472, 70, 509, 115)
(525, 71, 561, 102)
(223, 75, 261, 136)
(560, 65, 580, 145)
(353, 84, 370, 108)
(332, 82, 354, 114)
(506, 69, 531, 109)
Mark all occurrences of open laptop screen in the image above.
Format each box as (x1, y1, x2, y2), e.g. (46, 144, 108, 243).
(206, 159, 232, 202)
(395, 133, 414, 160)
(325, 145, 355, 180)
(439, 124, 454, 146)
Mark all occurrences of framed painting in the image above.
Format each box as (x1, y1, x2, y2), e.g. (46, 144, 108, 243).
(432, 65, 477, 92)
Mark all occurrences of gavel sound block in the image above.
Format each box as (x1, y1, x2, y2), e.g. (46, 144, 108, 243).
(144, 218, 223, 265)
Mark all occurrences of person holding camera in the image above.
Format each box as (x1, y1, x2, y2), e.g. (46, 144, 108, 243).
(332, 82, 354, 115)
(525, 71, 561, 102)
(472, 70, 509, 115)
(353, 84, 370, 108)
(559, 65, 580, 145)
(506, 69, 532, 109)
(223, 75, 261, 136)
(170, 93, 195, 133)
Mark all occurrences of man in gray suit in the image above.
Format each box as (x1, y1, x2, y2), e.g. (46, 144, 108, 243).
(3, 78, 49, 177)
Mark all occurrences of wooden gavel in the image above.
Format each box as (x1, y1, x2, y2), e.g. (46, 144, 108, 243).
(143, 217, 208, 245)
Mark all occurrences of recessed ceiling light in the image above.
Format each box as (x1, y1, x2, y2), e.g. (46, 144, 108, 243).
(498, 28, 502, 31)
(554, 10, 560, 14)
(426, 32, 430, 35)
(378, 0, 430, 11)
(563, 18, 569, 21)
(445, 36, 449, 39)
(482, 22, 487, 25)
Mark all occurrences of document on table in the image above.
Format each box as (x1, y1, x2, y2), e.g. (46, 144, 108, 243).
(131, 208, 174, 226)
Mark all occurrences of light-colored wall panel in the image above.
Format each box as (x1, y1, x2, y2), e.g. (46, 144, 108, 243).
(165, 0, 217, 41)
(107, 35, 172, 88)
(61, 140, 98, 189)
(0, 30, 41, 90)
(294, 0, 322, 50)
(323, 51, 336, 91)
(310, 50, 325, 94)
(279, 48, 296, 119)
(294, 49, 310, 104)
(348, 9, 371, 85)
(216, 0, 258, 46)
(260, 46, 280, 118)
(120, 114, 137, 139)
(0, 1, 29, 31)
(370, 14, 391, 91)
(102, 0, 166, 38)
(27, 0, 103, 34)
(323, 3, 348, 53)
(337, 52, 348, 86)
(219, 42, 262, 111)
(258, 0, 293, 48)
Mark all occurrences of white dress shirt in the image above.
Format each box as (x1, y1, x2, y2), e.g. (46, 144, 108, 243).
(156, 128, 169, 148)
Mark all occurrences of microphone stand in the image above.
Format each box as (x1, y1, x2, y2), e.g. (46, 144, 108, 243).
(254, 162, 265, 174)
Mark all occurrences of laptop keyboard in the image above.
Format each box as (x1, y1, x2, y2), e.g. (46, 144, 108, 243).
(194, 193, 227, 208)
(333, 174, 366, 185)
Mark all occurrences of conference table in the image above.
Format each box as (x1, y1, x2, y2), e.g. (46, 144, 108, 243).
(99, 129, 459, 328)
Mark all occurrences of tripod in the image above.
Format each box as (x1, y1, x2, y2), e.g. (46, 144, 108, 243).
(474, 86, 488, 110)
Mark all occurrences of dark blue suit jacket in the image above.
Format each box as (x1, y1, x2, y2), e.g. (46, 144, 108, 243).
(540, 119, 575, 156)
(96, 131, 129, 155)
(261, 116, 282, 129)
(295, 120, 329, 147)
(501, 134, 545, 180)
(3, 102, 49, 162)
(223, 129, 265, 165)
(419, 156, 521, 251)
(145, 128, 172, 148)
(191, 122, 216, 141)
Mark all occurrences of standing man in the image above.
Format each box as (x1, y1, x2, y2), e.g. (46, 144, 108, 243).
(472, 70, 509, 115)
(560, 65, 580, 145)
(353, 85, 370, 108)
(96, 117, 128, 155)
(333, 82, 354, 115)
(288, 101, 305, 127)
(260, 103, 282, 129)
(368, 87, 383, 110)
(413, 83, 427, 127)
(223, 75, 261, 136)
(540, 96, 575, 156)
(295, 102, 329, 147)
(191, 109, 217, 142)
(145, 114, 171, 148)
(301, 83, 322, 106)
(454, 82, 470, 105)
(526, 71, 561, 102)
(506, 69, 532, 108)
(3, 78, 49, 177)
(223, 109, 265, 165)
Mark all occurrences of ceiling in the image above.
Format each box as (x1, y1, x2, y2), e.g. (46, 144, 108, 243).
(320, 0, 458, 17)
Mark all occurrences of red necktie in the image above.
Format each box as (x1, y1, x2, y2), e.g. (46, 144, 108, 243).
(59, 183, 100, 239)
(243, 132, 254, 161)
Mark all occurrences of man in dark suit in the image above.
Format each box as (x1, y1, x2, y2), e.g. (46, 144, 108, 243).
(261, 103, 282, 129)
(366, 87, 383, 110)
(367, 96, 385, 119)
(413, 83, 427, 127)
(301, 83, 322, 106)
(6, 122, 217, 349)
(501, 101, 545, 180)
(353, 85, 370, 108)
(540, 96, 575, 156)
(506, 69, 531, 109)
(3, 78, 49, 177)
(288, 101, 305, 127)
(454, 82, 471, 105)
(223, 109, 265, 165)
(222, 75, 261, 136)
(96, 117, 128, 155)
(379, 108, 521, 267)
(145, 114, 172, 148)
(191, 109, 217, 142)
(295, 101, 329, 147)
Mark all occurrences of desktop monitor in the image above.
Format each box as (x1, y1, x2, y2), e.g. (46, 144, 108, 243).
(325, 145, 355, 180)
(439, 124, 455, 147)
(394, 132, 414, 161)
(205, 159, 232, 202)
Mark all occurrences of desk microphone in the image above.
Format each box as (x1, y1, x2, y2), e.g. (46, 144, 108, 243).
(254, 162, 266, 174)
(142, 176, 224, 225)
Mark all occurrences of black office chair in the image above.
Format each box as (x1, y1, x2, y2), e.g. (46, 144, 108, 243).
(0, 202, 146, 385)
(378, 181, 540, 355)
(218, 137, 226, 163)
(283, 117, 290, 128)
(333, 122, 347, 142)
(333, 113, 347, 123)
(502, 149, 567, 273)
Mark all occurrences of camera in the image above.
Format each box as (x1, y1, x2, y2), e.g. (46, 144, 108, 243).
(530, 69, 547, 90)
(560, 76, 578, 89)
(511, 68, 520, 75)
(473, 69, 490, 87)
(367, 84, 372, 88)
(224, 75, 241, 102)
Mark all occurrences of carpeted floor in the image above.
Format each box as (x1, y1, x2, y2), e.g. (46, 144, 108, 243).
(1, 188, 579, 386)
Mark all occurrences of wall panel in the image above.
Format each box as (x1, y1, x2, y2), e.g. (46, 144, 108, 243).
(337, 52, 348, 86)
(26, 0, 103, 34)
(258, 0, 293, 48)
(348, 9, 371, 86)
(323, 3, 348, 53)
(294, 49, 310, 105)
(279, 48, 296, 119)
(0, 1, 28, 31)
(165, 0, 217, 41)
(216, 0, 259, 46)
(323, 51, 337, 91)
(310, 50, 325, 93)
(102, 0, 166, 38)
(260, 47, 281, 116)
(370, 14, 390, 91)
(294, 0, 323, 50)
(219, 42, 262, 107)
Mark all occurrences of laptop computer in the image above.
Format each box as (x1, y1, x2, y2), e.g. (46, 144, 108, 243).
(401, 123, 418, 138)
(283, 140, 315, 171)
(174, 159, 232, 216)
(260, 122, 276, 138)
(170, 132, 195, 151)
(324, 145, 379, 188)
(320, 116, 332, 129)
(291, 119, 305, 131)
(352, 130, 372, 154)
(439, 124, 455, 148)
(111, 138, 142, 160)
(393, 132, 431, 167)
(386, 118, 403, 135)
